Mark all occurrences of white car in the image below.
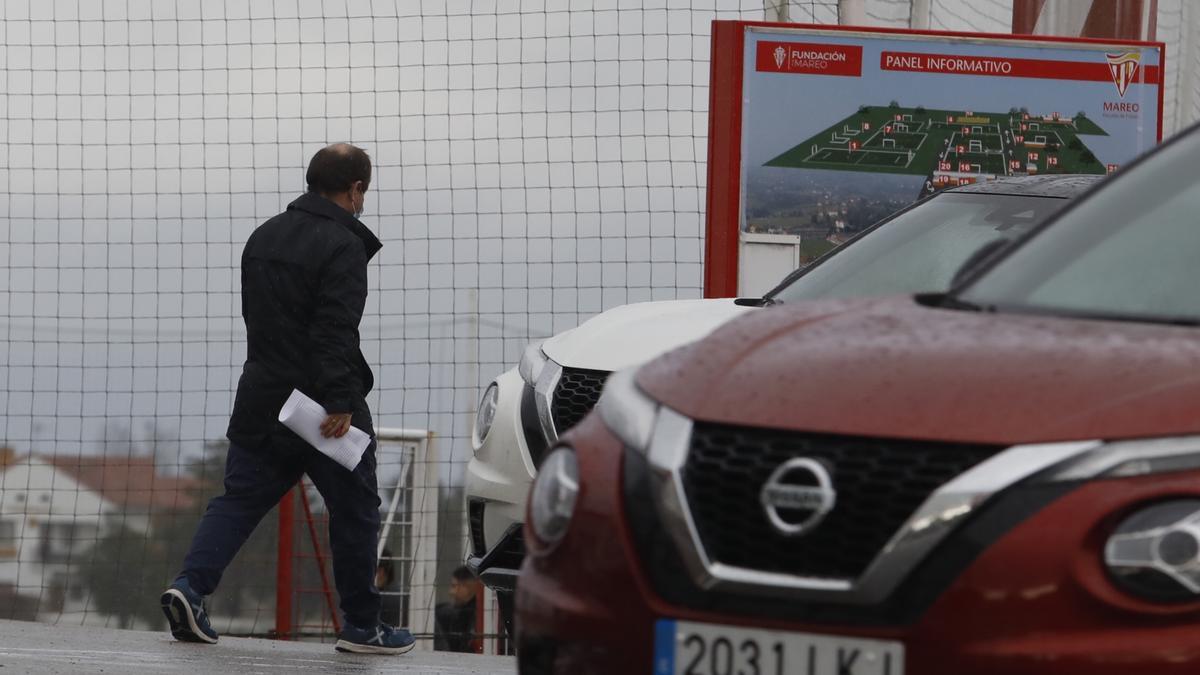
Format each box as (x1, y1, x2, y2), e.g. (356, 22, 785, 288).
(464, 298, 751, 632)
(465, 174, 1101, 635)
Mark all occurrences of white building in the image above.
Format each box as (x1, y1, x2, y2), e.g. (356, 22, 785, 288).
(0, 457, 116, 621)
(0, 454, 197, 623)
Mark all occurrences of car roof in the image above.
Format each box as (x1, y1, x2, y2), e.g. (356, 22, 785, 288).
(945, 174, 1104, 199)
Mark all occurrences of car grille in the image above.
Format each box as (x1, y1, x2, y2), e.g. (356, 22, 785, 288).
(681, 422, 1003, 580)
(550, 368, 610, 433)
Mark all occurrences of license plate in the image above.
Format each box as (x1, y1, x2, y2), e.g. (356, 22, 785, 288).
(653, 619, 904, 675)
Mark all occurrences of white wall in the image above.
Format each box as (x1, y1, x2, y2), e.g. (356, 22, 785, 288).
(0, 460, 112, 600)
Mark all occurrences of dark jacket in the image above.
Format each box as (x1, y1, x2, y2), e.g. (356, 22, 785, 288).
(227, 192, 383, 450)
(434, 598, 477, 653)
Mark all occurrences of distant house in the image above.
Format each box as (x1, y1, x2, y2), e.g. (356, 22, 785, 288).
(42, 454, 198, 516)
(0, 454, 198, 622)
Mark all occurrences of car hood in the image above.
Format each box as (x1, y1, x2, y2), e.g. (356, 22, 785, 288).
(637, 296, 1200, 445)
(541, 299, 753, 373)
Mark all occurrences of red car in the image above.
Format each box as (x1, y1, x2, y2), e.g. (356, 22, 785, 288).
(516, 124, 1200, 675)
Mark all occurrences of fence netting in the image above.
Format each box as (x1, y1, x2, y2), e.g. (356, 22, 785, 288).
(1, 0, 1197, 653)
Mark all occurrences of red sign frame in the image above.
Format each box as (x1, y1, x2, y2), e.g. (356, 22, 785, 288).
(703, 21, 1166, 298)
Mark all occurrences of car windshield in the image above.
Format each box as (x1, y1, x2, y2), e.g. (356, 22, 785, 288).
(770, 192, 1066, 303)
(959, 131, 1200, 325)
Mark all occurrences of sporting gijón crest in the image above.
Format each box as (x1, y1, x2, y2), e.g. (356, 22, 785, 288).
(1106, 51, 1140, 98)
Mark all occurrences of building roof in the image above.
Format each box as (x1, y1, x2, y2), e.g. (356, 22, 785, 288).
(36, 454, 202, 512)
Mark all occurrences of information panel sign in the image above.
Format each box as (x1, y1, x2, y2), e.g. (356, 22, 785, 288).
(704, 22, 1164, 297)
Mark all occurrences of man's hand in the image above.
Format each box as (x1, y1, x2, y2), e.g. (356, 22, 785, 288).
(321, 413, 353, 438)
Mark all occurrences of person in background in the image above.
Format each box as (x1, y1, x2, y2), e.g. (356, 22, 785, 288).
(434, 566, 478, 653)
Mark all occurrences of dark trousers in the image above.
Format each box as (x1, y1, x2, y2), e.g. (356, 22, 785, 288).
(176, 437, 383, 629)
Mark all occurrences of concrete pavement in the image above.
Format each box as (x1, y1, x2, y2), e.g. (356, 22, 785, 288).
(0, 619, 516, 674)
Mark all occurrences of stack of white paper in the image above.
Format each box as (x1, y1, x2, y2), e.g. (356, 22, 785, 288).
(278, 389, 371, 471)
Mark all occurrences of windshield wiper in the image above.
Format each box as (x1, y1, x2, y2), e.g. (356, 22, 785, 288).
(1157, 316, 1200, 327)
(968, 302, 1200, 327)
(1050, 309, 1200, 327)
(913, 292, 989, 312)
(735, 297, 776, 308)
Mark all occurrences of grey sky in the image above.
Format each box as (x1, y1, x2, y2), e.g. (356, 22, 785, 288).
(4, 0, 1192, 477)
(0, 1, 766, 473)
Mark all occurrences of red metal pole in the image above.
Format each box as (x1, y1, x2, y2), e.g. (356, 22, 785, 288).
(703, 21, 747, 299)
(474, 580, 485, 654)
(276, 488, 294, 640)
(299, 485, 341, 634)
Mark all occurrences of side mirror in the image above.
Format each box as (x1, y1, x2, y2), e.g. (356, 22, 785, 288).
(951, 238, 1010, 288)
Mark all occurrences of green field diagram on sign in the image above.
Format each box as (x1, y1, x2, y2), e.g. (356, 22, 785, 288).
(766, 103, 1111, 183)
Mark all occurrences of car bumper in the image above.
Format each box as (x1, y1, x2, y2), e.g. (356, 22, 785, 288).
(465, 368, 535, 590)
(516, 414, 1200, 675)
(466, 522, 523, 593)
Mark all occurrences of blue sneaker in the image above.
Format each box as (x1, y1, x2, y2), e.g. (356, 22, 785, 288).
(160, 580, 219, 644)
(335, 623, 416, 655)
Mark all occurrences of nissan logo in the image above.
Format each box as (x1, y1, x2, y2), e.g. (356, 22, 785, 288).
(760, 458, 836, 536)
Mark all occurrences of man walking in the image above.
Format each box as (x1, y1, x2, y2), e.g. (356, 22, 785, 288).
(160, 144, 414, 655)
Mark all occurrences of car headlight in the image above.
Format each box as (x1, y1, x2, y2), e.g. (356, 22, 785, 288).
(518, 341, 548, 386)
(597, 367, 659, 452)
(1105, 500, 1200, 603)
(1044, 435, 1200, 604)
(473, 383, 499, 447)
(529, 448, 579, 548)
